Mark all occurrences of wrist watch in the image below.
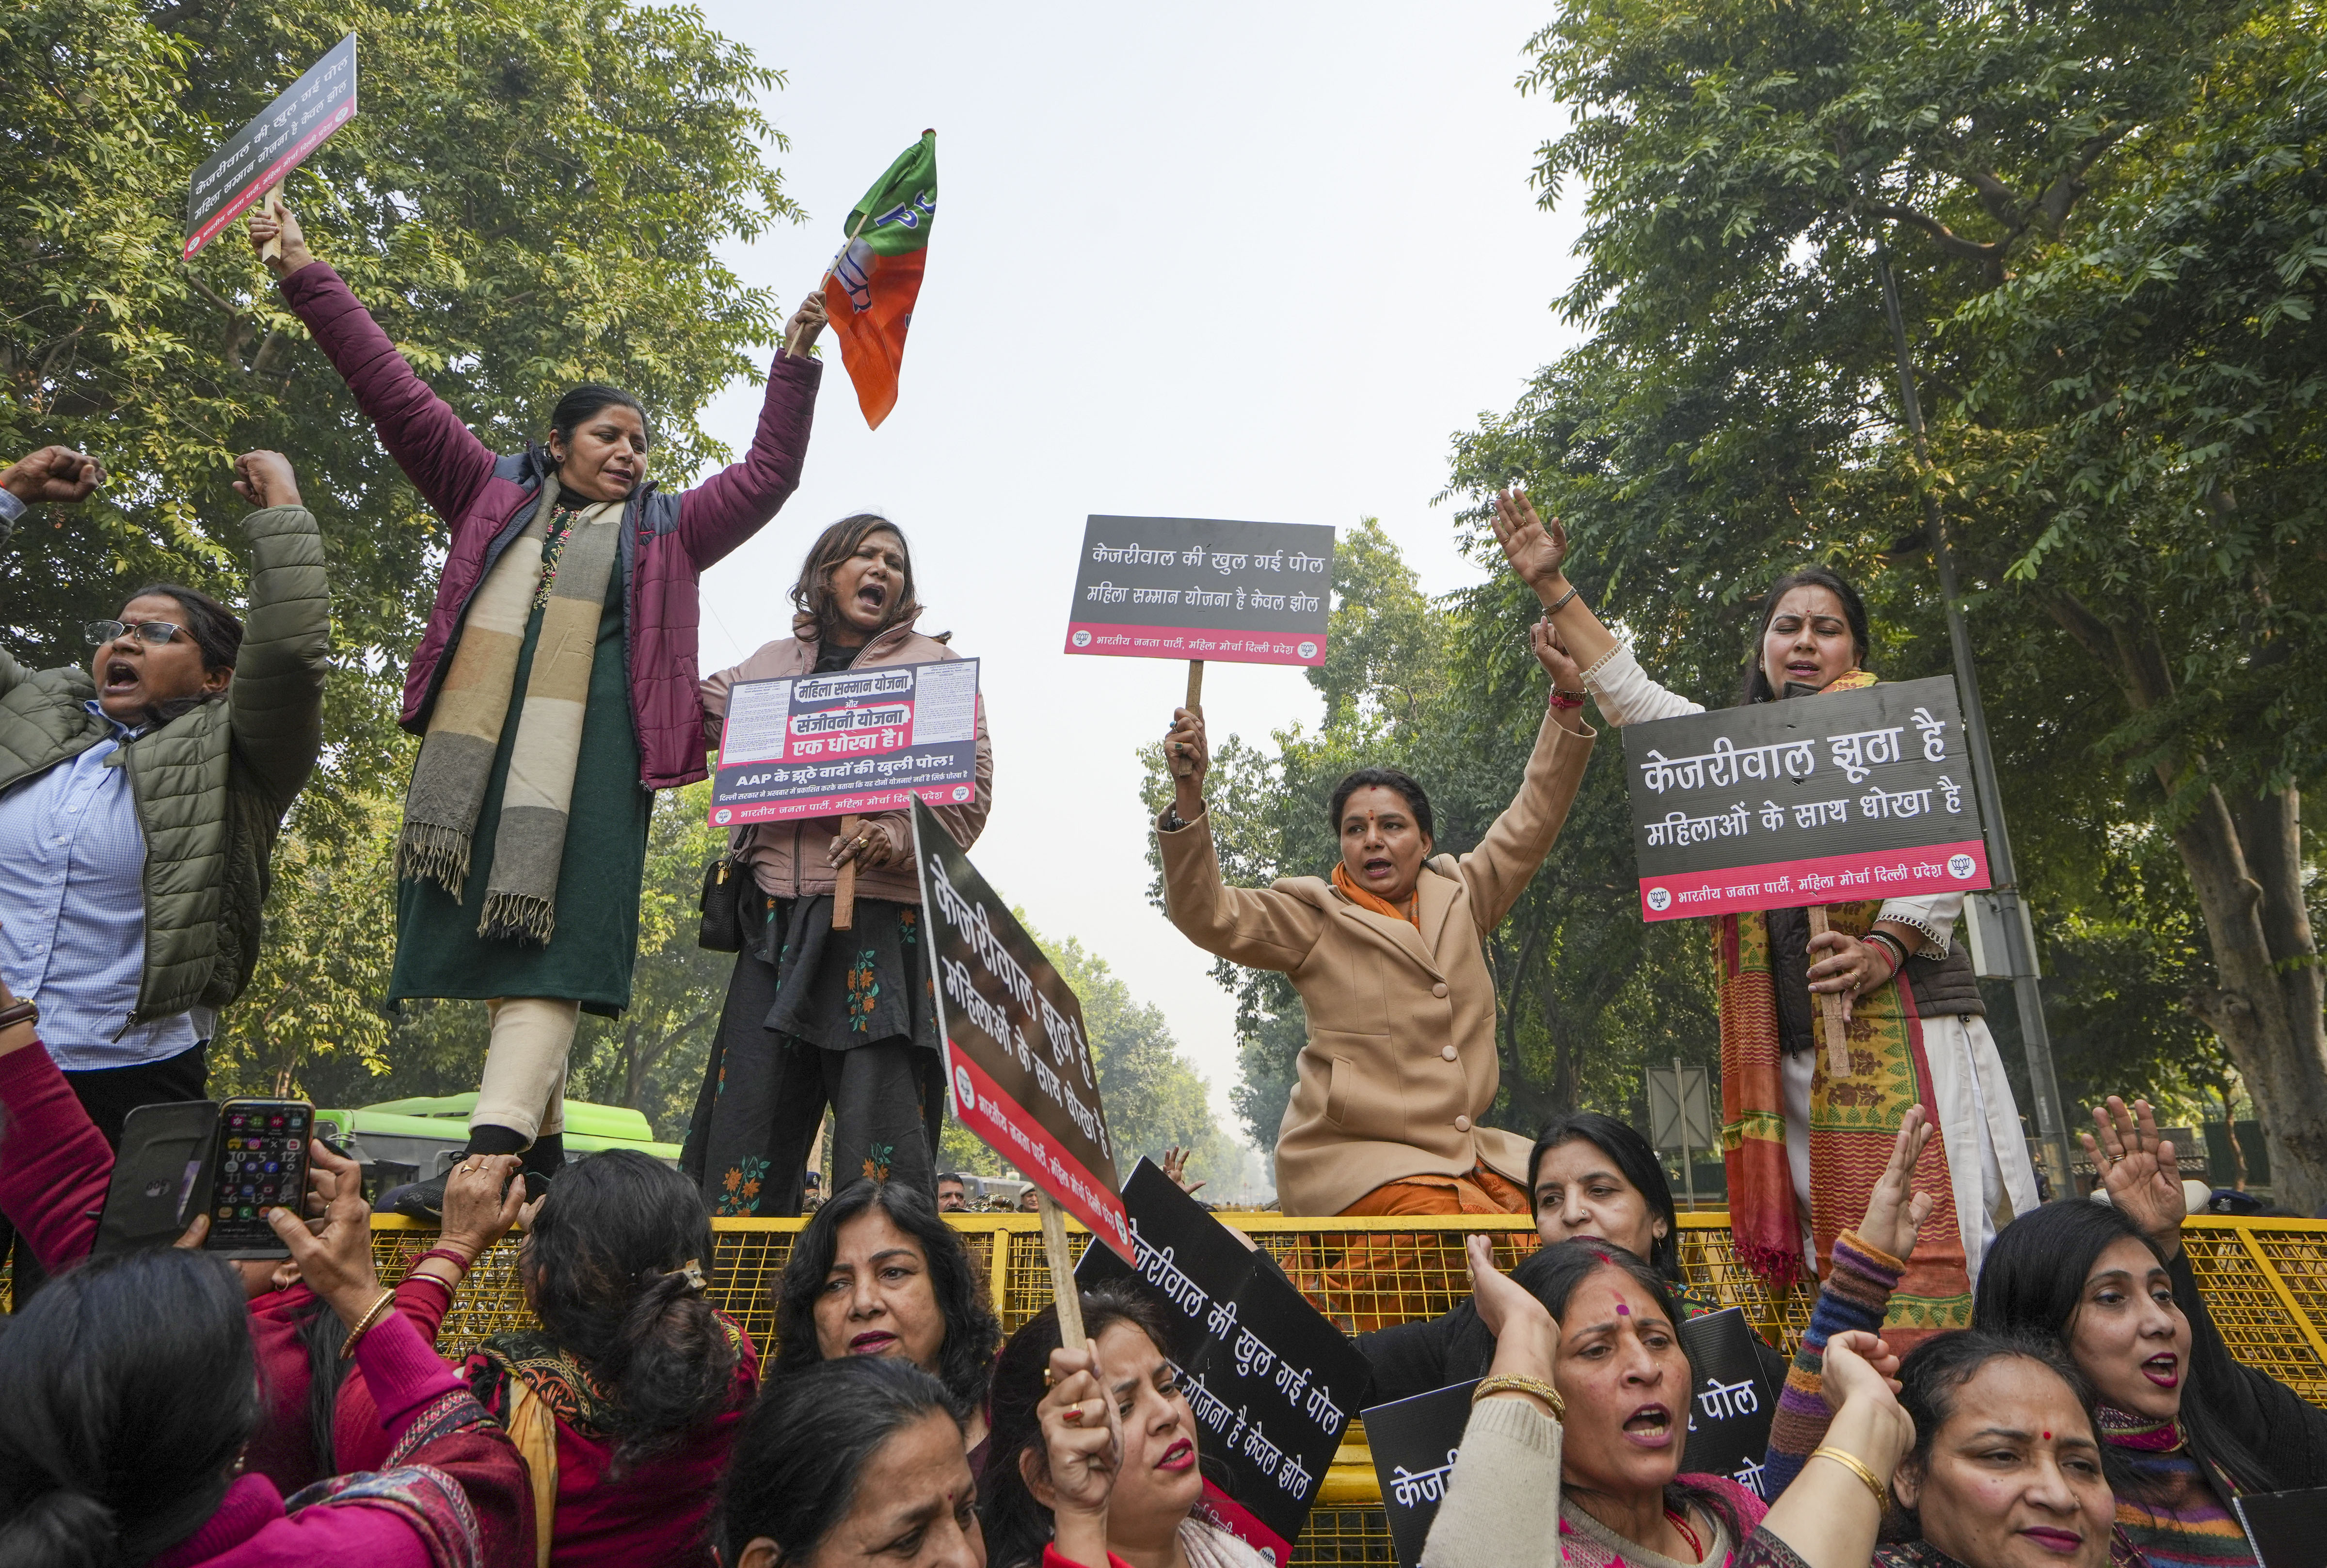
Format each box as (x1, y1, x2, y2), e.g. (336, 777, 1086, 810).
(1160, 804, 1186, 832)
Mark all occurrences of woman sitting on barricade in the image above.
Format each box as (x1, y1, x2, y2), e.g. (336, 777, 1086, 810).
(1419, 1236, 1770, 1567)
(0, 1153, 528, 1567)
(982, 1281, 1277, 1568)
(1155, 585, 1593, 1227)
(769, 1179, 1006, 1461)
(1360, 1112, 1790, 1404)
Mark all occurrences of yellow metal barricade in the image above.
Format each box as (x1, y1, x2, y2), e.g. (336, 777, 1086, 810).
(352, 1210, 2327, 1567)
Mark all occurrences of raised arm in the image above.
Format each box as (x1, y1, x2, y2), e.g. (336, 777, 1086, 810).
(673, 294, 828, 570)
(1, 447, 105, 694)
(1488, 488, 1703, 727)
(1156, 706, 1328, 973)
(1421, 1235, 1565, 1568)
(1763, 1111, 1929, 1495)
(224, 451, 331, 809)
(1457, 697, 1596, 934)
(254, 202, 500, 527)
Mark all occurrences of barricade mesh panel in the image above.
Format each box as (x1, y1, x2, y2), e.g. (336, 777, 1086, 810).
(9, 1209, 2310, 1568)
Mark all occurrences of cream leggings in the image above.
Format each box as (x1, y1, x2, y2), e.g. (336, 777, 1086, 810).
(471, 996, 580, 1143)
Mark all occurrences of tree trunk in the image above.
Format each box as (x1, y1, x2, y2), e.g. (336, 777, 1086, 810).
(2046, 596, 2327, 1211)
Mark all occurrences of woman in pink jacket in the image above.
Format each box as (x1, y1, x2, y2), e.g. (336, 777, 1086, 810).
(0, 1147, 528, 1567)
(683, 516, 992, 1213)
(249, 205, 828, 1216)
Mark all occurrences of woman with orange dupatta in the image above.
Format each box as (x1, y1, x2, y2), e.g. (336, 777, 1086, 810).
(1491, 489, 2038, 1347)
(1154, 543, 1594, 1249)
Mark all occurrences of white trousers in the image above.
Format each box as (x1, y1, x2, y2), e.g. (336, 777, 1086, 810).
(470, 996, 581, 1142)
(1783, 1012, 2041, 1284)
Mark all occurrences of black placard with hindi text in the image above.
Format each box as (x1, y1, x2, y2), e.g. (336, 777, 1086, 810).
(1623, 675, 1992, 920)
(2235, 1487, 2327, 1568)
(1678, 1307, 1777, 1498)
(1359, 1379, 1478, 1568)
(1074, 1159, 1370, 1560)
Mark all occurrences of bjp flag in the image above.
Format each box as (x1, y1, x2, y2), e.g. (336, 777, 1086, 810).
(826, 131, 937, 429)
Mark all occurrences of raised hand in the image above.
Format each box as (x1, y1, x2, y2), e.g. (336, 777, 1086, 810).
(1164, 706, 1209, 799)
(1161, 1145, 1206, 1197)
(784, 292, 829, 358)
(1530, 617, 1584, 692)
(1854, 1107, 1935, 1262)
(1489, 488, 1570, 600)
(1820, 1331, 1914, 1467)
(1, 446, 103, 507)
(1035, 1341, 1123, 1567)
(2084, 1095, 2186, 1260)
(232, 450, 301, 509)
(245, 198, 317, 277)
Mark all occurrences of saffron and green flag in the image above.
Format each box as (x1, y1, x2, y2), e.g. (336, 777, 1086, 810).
(826, 130, 937, 429)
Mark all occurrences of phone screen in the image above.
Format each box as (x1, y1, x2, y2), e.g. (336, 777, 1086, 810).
(203, 1100, 313, 1254)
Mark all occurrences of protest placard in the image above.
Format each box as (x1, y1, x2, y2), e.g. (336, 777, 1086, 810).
(184, 33, 359, 260)
(1677, 1307, 1777, 1499)
(1622, 674, 1992, 921)
(708, 659, 980, 829)
(1064, 515, 1334, 668)
(1359, 1379, 1477, 1568)
(1074, 1159, 1371, 1561)
(2234, 1487, 2327, 1568)
(912, 800, 1129, 1257)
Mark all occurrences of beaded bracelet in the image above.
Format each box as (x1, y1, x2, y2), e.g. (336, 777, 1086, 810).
(1472, 1373, 1564, 1419)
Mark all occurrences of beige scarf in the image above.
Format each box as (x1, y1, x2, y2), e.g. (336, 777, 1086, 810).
(396, 476, 623, 943)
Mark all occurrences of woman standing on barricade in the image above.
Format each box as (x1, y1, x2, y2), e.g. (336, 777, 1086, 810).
(682, 515, 991, 1212)
(1497, 489, 2037, 1339)
(251, 203, 826, 1218)
(1154, 542, 1594, 1225)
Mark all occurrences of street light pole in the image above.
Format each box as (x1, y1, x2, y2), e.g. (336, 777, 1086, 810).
(1870, 239, 2077, 1197)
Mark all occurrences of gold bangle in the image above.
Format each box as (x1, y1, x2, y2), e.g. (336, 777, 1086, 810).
(339, 1289, 398, 1360)
(1811, 1445, 1890, 1510)
(1472, 1374, 1564, 1419)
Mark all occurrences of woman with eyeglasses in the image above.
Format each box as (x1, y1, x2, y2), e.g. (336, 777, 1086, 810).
(0, 449, 327, 1270)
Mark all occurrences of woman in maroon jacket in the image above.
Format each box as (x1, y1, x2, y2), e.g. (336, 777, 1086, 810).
(250, 205, 827, 1214)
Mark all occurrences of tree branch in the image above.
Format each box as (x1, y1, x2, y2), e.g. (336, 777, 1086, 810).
(1868, 204, 2006, 265)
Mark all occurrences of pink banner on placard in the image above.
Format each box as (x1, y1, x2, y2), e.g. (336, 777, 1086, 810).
(1064, 621, 1325, 666)
(1194, 1482, 1292, 1566)
(182, 101, 354, 258)
(943, 1044, 1132, 1262)
(1638, 839, 1991, 921)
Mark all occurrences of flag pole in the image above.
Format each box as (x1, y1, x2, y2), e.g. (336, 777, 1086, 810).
(824, 203, 879, 933)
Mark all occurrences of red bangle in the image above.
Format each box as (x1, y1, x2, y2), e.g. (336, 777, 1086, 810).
(1550, 689, 1586, 711)
(414, 1246, 475, 1273)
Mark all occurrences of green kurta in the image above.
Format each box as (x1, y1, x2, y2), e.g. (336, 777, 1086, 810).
(388, 560, 652, 1014)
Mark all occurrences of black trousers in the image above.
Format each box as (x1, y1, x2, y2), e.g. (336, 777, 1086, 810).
(3, 1041, 209, 1299)
(681, 941, 943, 1217)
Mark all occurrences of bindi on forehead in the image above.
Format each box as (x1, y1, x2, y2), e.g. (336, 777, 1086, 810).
(1614, 1299, 1632, 1316)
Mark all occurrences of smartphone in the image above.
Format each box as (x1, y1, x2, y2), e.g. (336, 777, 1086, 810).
(91, 1100, 221, 1256)
(201, 1098, 315, 1258)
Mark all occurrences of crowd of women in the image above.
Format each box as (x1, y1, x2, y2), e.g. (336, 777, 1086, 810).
(0, 187, 2322, 1567)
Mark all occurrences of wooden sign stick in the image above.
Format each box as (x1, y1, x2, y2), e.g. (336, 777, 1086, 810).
(1038, 1189, 1088, 1350)
(833, 814, 863, 932)
(1169, 661, 1205, 780)
(1805, 905, 1851, 1077)
(257, 184, 288, 263)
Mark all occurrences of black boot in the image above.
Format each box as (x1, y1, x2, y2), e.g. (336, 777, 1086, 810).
(518, 1131, 565, 1202)
(382, 1125, 530, 1219)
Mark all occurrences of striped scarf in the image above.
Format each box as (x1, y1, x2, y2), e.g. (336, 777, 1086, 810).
(395, 478, 622, 944)
(1713, 670, 1971, 1342)
(2100, 1407, 2257, 1568)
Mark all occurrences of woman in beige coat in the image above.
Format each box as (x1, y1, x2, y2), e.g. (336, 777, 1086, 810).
(681, 514, 992, 1215)
(1156, 583, 1594, 1223)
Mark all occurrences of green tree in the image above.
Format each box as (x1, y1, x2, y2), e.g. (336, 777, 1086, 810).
(1450, 0, 2327, 1203)
(3, 0, 798, 843)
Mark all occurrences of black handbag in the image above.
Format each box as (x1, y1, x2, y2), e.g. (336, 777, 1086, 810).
(698, 854, 745, 952)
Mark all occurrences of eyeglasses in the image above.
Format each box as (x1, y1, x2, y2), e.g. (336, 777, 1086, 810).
(83, 619, 184, 648)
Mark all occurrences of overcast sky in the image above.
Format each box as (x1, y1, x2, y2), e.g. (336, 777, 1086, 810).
(687, 2, 1588, 1167)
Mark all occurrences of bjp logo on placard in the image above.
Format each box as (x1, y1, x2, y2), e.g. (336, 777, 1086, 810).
(953, 1063, 974, 1108)
(1646, 886, 1674, 912)
(1071, 629, 1093, 648)
(715, 808, 733, 825)
(1947, 853, 1976, 880)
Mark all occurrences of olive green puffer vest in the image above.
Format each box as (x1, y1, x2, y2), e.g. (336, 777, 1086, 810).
(0, 505, 330, 1027)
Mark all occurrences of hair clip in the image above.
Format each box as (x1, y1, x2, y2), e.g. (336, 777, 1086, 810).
(678, 1258, 707, 1293)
